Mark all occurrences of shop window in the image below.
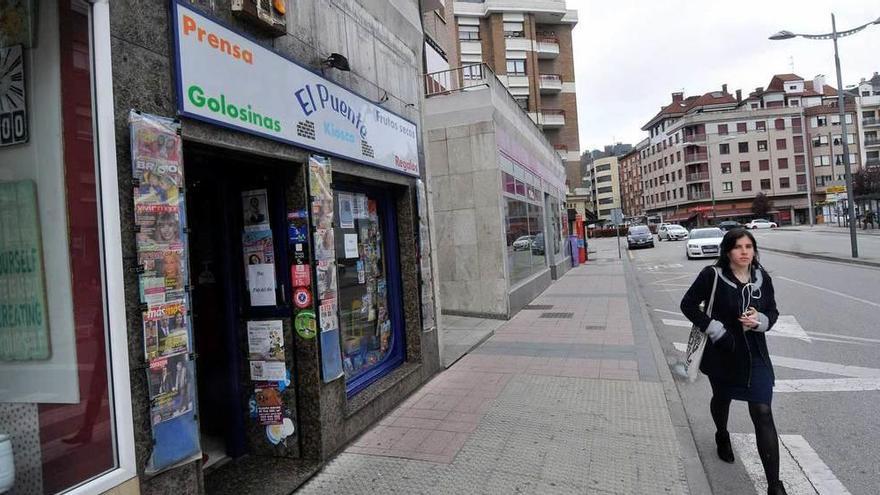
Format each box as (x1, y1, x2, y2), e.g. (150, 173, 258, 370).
(333, 189, 404, 393)
(0, 2, 124, 493)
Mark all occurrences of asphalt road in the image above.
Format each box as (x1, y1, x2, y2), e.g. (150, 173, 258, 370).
(619, 231, 880, 495)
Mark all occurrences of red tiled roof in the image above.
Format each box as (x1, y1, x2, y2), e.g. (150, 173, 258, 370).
(642, 92, 737, 130)
(767, 74, 802, 91)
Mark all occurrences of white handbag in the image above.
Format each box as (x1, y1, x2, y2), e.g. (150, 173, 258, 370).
(684, 267, 719, 382)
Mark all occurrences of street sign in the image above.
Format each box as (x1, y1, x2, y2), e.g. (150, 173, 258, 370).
(826, 185, 846, 194)
(610, 208, 623, 225)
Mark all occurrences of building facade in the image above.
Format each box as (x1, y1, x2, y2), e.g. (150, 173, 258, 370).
(450, 0, 581, 198)
(592, 155, 622, 221)
(0, 1, 445, 494)
(853, 73, 880, 169)
(618, 143, 646, 220)
(638, 74, 863, 227)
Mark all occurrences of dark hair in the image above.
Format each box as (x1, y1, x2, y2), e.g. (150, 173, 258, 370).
(715, 228, 760, 269)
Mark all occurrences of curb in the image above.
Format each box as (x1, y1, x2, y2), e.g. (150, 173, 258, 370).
(760, 246, 880, 269)
(622, 255, 713, 495)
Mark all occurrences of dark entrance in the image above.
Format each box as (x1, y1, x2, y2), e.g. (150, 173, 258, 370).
(184, 145, 299, 469)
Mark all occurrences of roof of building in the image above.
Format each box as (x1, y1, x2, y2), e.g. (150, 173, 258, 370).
(641, 91, 737, 130)
(765, 74, 838, 97)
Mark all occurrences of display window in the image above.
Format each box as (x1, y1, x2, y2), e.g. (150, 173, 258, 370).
(0, 1, 128, 493)
(332, 187, 405, 396)
(502, 167, 548, 284)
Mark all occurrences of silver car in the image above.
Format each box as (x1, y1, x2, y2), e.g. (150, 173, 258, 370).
(685, 227, 724, 259)
(658, 224, 688, 241)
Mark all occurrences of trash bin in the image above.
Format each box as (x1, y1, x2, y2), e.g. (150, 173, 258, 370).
(569, 235, 579, 267)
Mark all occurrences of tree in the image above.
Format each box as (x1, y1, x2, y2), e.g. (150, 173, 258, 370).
(853, 168, 880, 197)
(751, 192, 773, 218)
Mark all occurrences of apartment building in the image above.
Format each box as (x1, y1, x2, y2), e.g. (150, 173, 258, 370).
(852, 73, 880, 169)
(592, 155, 622, 221)
(618, 141, 646, 219)
(639, 74, 858, 226)
(451, 0, 581, 194)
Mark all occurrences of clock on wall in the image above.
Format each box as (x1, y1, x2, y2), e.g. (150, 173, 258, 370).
(0, 44, 28, 146)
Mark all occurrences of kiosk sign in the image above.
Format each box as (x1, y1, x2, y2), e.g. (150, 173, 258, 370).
(171, 2, 419, 176)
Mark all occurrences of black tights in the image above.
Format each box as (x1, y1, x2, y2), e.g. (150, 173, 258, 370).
(711, 396, 780, 484)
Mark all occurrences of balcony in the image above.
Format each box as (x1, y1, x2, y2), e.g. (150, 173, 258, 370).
(683, 133, 707, 144)
(865, 137, 880, 148)
(554, 144, 568, 160)
(863, 117, 879, 127)
(538, 109, 565, 128)
(536, 37, 559, 59)
(539, 74, 563, 93)
(684, 152, 708, 164)
(686, 172, 710, 183)
(867, 158, 880, 167)
(797, 184, 808, 192)
(688, 190, 711, 201)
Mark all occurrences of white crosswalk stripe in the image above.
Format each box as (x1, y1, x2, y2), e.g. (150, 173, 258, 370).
(731, 433, 851, 494)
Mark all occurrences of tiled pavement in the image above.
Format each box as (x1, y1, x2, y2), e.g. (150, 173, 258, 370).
(297, 245, 699, 494)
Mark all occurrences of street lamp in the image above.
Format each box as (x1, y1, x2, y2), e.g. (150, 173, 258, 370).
(660, 176, 668, 222)
(770, 14, 880, 258)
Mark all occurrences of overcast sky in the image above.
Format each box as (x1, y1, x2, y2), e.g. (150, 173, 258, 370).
(570, 1, 880, 153)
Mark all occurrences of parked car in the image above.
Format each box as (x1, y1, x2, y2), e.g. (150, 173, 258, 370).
(686, 227, 725, 259)
(531, 233, 545, 255)
(657, 224, 688, 241)
(512, 235, 534, 251)
(744, 219, 777, 229)
(717, 220, 742, 231)
(627, 225, 654, 249)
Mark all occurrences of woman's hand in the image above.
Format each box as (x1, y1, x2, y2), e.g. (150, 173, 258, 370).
(739, 307, 760, 329)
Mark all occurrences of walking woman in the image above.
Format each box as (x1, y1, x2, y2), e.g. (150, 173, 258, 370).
(680, 228, 786, 495)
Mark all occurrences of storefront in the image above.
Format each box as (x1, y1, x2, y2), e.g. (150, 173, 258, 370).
(2, 0, 439, 493)
(0, 1, 138, 493)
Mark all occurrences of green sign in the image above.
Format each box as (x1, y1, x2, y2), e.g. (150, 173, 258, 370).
(0, 180, 49, 360)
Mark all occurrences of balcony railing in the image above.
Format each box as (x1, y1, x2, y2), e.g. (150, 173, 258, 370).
(536, 37, 559, 59)
(865, 137, 880, 147)
(539, 74, 563, 93)
(539, 109, 565, 127)
(423, 63, 489, 97)
(867, 158, 880, 167)
(684, 152, 708, 164)
(797, 184, 808, 192)
(683, 133, 707, 143)
(686, 172, 710, 183)
(688, 190, 711, 201)
(863, 117, 879, 126)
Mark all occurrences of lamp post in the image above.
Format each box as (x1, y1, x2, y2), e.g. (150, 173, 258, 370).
(770, 14, 880, 258)
(660, 177, 668, 222)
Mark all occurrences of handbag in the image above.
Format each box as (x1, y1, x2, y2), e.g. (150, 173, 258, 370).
(684, 267, 719, 382)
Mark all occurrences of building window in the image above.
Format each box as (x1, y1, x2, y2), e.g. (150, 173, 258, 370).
(776, 138, 787, 150)
(814, 155, 830, 166)
(462, 64, 483, 80)
(756, 121, 766, 131)
(775, 118, 786, 130)
(676, 151, 681, 162)
(759, 159, 770, 171)
(506, 59, 526, 76)
(513, 96, 529, 110)
(780, 177, 790, 188)
(720, 143, 730, 155)
(790, 99, 800, 107)
(721, 162, 732, 174)
(813, 135, 829, 147)
(742, 180, 752, 191)
(737, 122, 747, 133)
(458, 25, 480, 40)
(740, 161, 751, 173)
(503, 21, 525, 38)
(722, 181, 733, 193)
(777, 158, 788, 169)
(757, 140, 768, 151)
(677, 170, 682, 180)
(761, 178, 771, 190)
(738, 142, 749, 153)
(718, 124, 728, 135)
(812, 116, 828, 127)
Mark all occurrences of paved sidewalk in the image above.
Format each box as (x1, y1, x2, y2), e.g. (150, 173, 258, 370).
(297, 245, 704, 494)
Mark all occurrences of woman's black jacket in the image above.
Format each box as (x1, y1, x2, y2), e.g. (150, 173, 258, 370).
(680, 265, 779, 386)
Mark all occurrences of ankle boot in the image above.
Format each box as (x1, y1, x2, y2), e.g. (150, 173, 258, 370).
(767, 480, 787, 495)
(715, 431, 735, 463)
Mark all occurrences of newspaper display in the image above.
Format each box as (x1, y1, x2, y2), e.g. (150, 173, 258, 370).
(130, 111, 195, 427)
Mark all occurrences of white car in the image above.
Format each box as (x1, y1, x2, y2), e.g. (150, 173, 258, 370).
(685, 227, 725, 259)
(512, 235, 533, 251)
(657, 224, 689, 241)
(744, 219, 777, 229)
